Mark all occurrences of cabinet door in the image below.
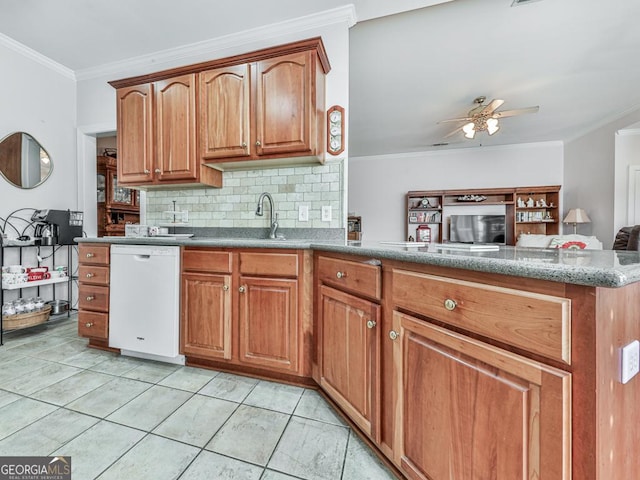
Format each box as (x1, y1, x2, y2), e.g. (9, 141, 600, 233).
(200, 65, 251, 160)
(181, 273, 232, 359)
(392, 312, 571, 480)
(319, 286, 380, 437)
(116, 84, 154, 184)
(238, 276, 298, 373)
(255, 52, 313, 157)
(155, 74, 198, 182)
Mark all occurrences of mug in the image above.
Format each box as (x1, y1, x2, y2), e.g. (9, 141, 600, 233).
(8, 265, 26, 273)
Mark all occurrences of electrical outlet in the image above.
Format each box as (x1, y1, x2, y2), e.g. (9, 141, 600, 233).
(298, 205, 309, 222)
(620, 340, 640, 384)
(322, 206, 332, 222)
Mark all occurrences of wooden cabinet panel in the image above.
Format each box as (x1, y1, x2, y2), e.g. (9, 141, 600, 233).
(155, 74, 198, 182)
(319, 285, 379, 436)
(239, 276, 298, 373)
(317, 255, 381, 300)
(116, 84, 154, 184)
(78, 311, 108, 339)
(239, 251, 298, 277)
(181, 273, 232, 360)
(79, 265, 109, 285)
(200, 65, 251, 160)
(255, 52, 313, 157)
(79, 244, 110, 266)
(78, 284, 109, 313)
(393, 269, 571, 364)
(182, 248, 232, 273)
(393, 312, 571, 480)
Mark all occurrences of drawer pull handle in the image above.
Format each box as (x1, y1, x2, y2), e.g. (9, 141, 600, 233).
(367, 320, 377, 329)
(86, 273, 94, 278)
(144, 169, 150, 174)
(154, 168, 161, 173)
(222, 285, 229, 291)
(336, 271, 347, 279)
(241, 142, 247, 148)
(86, 296, 95, 301)
(444, 299, 457, 311)
(389, 330, 399, 341)
(86, 253, 95, 258)
(85, 322, 93, 328)
(255, 140, 261, 147)
(239, 286, 246, 293)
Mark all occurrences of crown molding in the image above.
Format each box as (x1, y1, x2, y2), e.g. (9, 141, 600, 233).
(0, 32, 75, 81)
(75, 5, 356, 82)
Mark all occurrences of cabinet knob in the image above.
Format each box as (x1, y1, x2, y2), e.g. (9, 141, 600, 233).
(86, 296, 95, 301)
(444, 299, 457, 311)
(336, 271, 347, 279)
(239, 286, 246, 293)
(144, 169, 150, 174)
(389, 330, 399, 341)
(86, 273, 94, 278)
(85, 322, 93, 328)
(255, 140, 261, 147)
(154, 168, 161, 173)
(222, 285, 229, 291)
(241, 142, 247, 148)
(366, 320, 377, 329)
(86, 253, 94, 258)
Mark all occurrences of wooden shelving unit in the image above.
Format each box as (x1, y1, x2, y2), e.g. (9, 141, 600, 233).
(406, 185, 560, 245)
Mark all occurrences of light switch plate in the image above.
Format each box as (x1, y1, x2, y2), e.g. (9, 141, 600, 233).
(322, 206, 332, 222)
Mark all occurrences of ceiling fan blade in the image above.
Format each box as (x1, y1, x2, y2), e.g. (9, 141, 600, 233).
(443, 125, 464, 139)
(481, 99, 504, 114)
(493, 106, 539, 118)
(438, 117, 472, 124)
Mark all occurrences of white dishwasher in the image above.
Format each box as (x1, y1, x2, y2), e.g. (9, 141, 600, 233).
(109, 244, 184, 365)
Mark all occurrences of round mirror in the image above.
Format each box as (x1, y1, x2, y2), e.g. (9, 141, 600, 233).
(0, 132, 53, 189)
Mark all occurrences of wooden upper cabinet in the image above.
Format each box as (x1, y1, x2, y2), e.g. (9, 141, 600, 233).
(116, 84, 154, 184)
(155, 74, 198, 182)
(255, 51, 313, 157)
(199, 65, 251, 160)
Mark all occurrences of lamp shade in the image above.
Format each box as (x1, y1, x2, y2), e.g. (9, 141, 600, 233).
(563, 208, 591, 225)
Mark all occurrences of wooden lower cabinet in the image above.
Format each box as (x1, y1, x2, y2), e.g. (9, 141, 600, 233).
(393, 311, 571, 480)
(181, 272, 232, 359)
(318, 285, 380, 437)
(238, 276, 298, 372)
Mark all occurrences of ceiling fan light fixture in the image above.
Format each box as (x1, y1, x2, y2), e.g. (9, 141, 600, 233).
(462, 122, 476, 139)
(486, 118, 499, 135)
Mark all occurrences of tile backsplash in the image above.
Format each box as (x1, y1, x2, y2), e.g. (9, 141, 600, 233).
(145, 160, 344, 229)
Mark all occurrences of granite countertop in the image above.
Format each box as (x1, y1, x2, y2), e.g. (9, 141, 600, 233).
(76, 237, 640, 288)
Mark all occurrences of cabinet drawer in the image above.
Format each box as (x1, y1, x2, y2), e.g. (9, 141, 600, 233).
(239, 252, 298, 277)
(183, 249, 232, 273)
(79, 244, 110, 265)
(79, 265, 109, 285)
(78, 284, 109, 313)
(78, 311, 108, 339)
(392, 269, 571, 364)
(317, 256, 381, 300)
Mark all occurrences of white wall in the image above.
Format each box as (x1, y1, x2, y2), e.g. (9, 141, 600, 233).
(564, 109, 640, 248)
(348, 141, 564, 242)
(614, 128, 640, 232)
(75, 20, 351, 235)
(0, 40, 77, 236)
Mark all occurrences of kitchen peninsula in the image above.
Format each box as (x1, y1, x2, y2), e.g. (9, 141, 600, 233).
(77, 237, 640, 480)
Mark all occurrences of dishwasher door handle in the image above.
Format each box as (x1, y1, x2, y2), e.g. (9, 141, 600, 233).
(134, 254, 151, 261)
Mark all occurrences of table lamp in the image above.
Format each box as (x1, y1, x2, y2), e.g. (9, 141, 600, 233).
(563, 208, 591, 234)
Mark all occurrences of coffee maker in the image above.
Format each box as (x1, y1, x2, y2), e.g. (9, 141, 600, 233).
(31, 209, 83, 246)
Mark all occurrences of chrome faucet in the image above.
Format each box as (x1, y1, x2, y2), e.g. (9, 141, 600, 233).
(256, 192, 281, 239)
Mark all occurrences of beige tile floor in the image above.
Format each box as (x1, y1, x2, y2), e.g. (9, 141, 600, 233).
(0, 314, 398, 480)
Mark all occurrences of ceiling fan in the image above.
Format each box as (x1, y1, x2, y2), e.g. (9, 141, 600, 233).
(439, 96, 539, 139)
